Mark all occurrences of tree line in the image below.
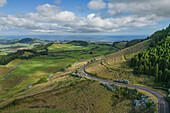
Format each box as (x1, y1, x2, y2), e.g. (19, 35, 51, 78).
(130, 25, 170, 87)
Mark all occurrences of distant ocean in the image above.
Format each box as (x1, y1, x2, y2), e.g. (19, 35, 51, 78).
(0, 35, 148, 42)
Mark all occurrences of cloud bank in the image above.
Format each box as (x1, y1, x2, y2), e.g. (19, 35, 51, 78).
(0, 0, 7, 7)
(88, 0, 106, 10)
(0, 0, 170, 34)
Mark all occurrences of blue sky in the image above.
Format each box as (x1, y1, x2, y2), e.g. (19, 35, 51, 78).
(0, 0, 170, 36)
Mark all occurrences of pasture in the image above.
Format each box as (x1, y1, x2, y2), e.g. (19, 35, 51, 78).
(0, 43, 116, 100)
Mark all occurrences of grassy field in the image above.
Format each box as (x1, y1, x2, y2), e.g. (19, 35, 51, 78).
(0, 67, 14, 79)
(1, 79, 135, 113)
(0, 43, 40, 55)
(0, 59, 24, 80)
(0, 43, 116, 101)
(0, 40, 158, 113)
(6, 59, 24, 67)
(114, 41, 128, 49)
(85, 39, 154, 85)
(22, 52, 34, 57)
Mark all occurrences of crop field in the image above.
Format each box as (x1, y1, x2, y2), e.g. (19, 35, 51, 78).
(85, 39, 154, 85)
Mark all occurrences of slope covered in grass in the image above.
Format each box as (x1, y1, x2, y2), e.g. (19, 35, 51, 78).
(85, 39, 152, 85)
(0, 42, 116, 101)
(0, 41, 159, 113)
(130, 25, 170, 88)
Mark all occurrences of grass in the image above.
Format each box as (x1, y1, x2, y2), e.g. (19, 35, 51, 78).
(85, 39, 153, 85)
(112, 100, 132, 113)
(0, 43, 116, 100)
(0, 43, 39, 55)
(0, 80, 135, 113)
(0, 67, 14, 79)
(6, 59, 24, 66)
(0, 55, 78, 100)
(22, 52, 34, 57)
(114, 41, 128, 49)
(0, 42, 157, 113)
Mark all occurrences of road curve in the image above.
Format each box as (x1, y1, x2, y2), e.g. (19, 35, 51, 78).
(81, 59, 169, 113)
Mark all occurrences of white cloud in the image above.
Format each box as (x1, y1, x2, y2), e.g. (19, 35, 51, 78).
(0, 15, 41, 29)
(107, 0, 170, 19)
(0, 0, 7, 7)
(0, 3, 161, 34)
(88, 0, 106, 10)
(28, 4, 76, 23)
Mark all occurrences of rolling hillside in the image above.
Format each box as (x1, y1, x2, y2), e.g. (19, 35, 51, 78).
(85, 39, 152, 85)
(0, 28, 169, 112)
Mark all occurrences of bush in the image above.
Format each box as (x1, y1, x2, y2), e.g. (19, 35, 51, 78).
(168, 89, 170, 93)
(60, 68, 65, 72)
(37, 77, 49, 84)
(100, 82, 117, 92)
(68, 64, 72, 67)
(71, 73, 83, 78)
(114, 79, 130, 84)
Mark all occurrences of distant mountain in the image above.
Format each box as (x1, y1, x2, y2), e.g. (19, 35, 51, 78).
(68, 40, 88, 46)
(18, 38, 36, 43)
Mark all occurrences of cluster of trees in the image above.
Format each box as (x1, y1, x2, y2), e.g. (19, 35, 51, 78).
(130, 25, 170, 87)
(0, 50, 24, 65)
(0, 43, 54, 65)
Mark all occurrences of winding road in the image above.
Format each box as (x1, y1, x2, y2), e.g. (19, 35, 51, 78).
(81, 59, 169, 113)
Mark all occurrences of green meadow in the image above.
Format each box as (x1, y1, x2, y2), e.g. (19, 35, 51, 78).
(0, 43, 116, 100)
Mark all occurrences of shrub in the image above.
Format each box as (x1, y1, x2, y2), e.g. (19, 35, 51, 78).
(68, 64, 72, 67)
(100, 82, 117, 92)
(71, 73, 83, 78)
(114, 79, 130, 84)
(37, 77, 49, 84)
(60, 68, 65, 72)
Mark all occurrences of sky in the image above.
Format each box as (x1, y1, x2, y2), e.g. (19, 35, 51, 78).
(0, 0, 170, 36)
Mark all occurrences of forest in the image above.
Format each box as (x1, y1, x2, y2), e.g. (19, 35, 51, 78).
(130, 25, 170, 87)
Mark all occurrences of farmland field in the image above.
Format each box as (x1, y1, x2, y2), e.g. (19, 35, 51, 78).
(0, 42, 116, 100)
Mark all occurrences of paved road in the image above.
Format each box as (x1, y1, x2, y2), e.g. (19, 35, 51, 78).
(81, 60, 169, 113)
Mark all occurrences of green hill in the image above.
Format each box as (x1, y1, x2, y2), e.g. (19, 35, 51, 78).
(68, 40, 88, 46)
(18, 38, 34, 43)
(130, 25, 170, 87)
(1, 26, 170, 113)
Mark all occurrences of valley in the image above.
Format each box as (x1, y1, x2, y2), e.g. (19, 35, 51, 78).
(0, 26, 170, 113)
